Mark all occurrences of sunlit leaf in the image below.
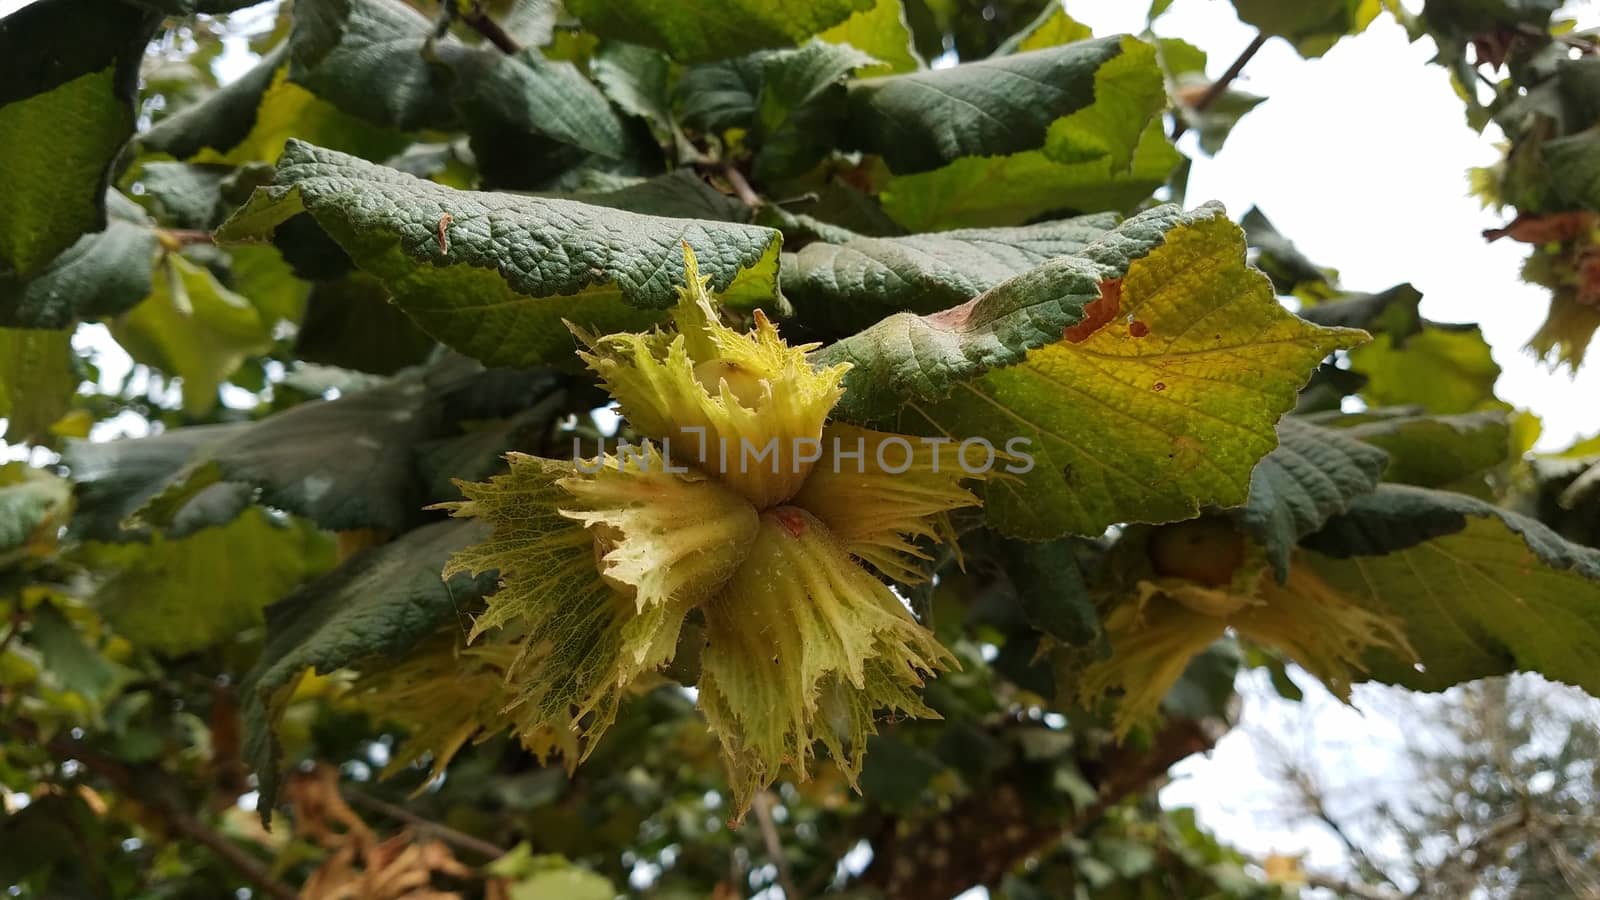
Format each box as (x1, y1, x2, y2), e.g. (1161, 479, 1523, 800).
(818, 205, 1364, 538)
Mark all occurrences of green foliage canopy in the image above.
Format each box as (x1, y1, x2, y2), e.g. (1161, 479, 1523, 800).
(1, 1, 1599, 899)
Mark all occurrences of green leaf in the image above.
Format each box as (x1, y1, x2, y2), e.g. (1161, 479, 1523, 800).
(221, 65, 413, 165)
(591, 42, 675, 137)
(227, 0, 626, 169)
(1042, 37, 1168, 172)
(411, 370, 580, 506)
(27, 601, 119, 705)
(817, 204, 1366, 538)
(781, 213, 1117, 335)
(677, 55, 765, 134)
(440, 45, 630, 161)
(1163, 641, 1243, 722)
(1419, 0, 1560, 39)
(1228, 0, 1381, 57)
(871, 36, 1176, 232)
(226, 243, 313, 326)
(818, 0, 921, 76)
(140, 45, 409, 165)
(1241, 207, 1332, 297)
(138, 45, 289, 161)
(110, 254, 274, 417)
(133, 162, 230, 231)
(78, 508, 331, 655)
(1191, 89, 1265, 157)
(1290, 484, 1600, 695)
(877, 119, 1180, 231)
(286, 0, 450, 130)
(1542, 125, 1600, 211)
(0, 328, 74, 443)
(1240, 417, 1388, 582)
(991, 537, 1099, 645)
(1349, 323, 1501, 415)
(1155, 36, 1206, 80)
(217, 141, 784, 368)
(1296, 282, 1423, 342)
(676, 41, 880, 179)
(559, 170, 751, 222)
(843, 36, 1122, 175)
(0, 464, 71, 557)
(0, 0, 156, 281)
(815, 203, 1183, 418)
(857, 735, 945, 812)
(996, 7, 1094, 55)
(415, 410, 554, 505)
(752, 41, 880, 181)
(899, 0, 1053, 65)
(66, 423, 253, 542)
(240, 519, 496, 818)
(142, 362, 475, 532)
(1294, 361, 1368, 414)
(0, 192, 160, 330)
(383, 140, 476, 188)
(487, 846, 617, 900)
(1529, 446, 1600, 549)
(478, 0, 560, 47)
(294, 272, 436, 375)
(1332, 409, 1512, 488)
(566, 0, 870, 63)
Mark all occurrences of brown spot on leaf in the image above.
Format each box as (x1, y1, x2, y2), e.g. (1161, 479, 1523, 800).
(1063, 278, 1122, 343)
(1152, 381, 1166, 392)
(1129, 319, 1150, 338)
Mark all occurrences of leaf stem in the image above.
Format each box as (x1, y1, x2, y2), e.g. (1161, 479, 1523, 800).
(1172, 33, 1268, 140)
(750, 791, 801, 900)
(459, 2, 522, 54)
(341, 788, 509, 860)
(5, 718, 296, 900)
(1301, 872, 1403, 900)
(157, 228, 216, 250)
(718, 161, 763, 208)
(0, 608, 23, 659)
(857, 716, 1223, 900)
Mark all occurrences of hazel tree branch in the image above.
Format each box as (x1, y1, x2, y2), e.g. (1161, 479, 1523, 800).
(457, 2, 522, 54)
(750, 791, 802, 900)
(857, 715, 1223, 900)
(1172, 33, 1269, 140)
(5, 719, 296, 900)
(341, 788, 509, 861)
